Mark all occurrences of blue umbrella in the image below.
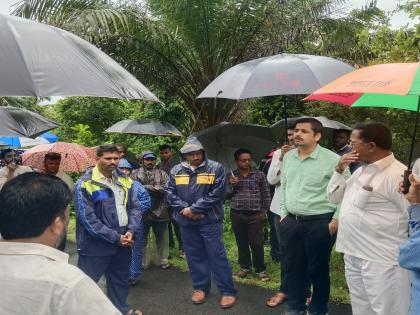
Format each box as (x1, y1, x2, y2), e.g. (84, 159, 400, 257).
(0, 132, 59, 148)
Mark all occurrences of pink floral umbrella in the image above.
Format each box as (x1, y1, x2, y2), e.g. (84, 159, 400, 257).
(22, 142, 96, 173)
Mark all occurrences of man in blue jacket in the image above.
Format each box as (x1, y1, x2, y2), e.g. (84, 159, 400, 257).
(165, 137, 237, 309)
(75, 144, 142, 315)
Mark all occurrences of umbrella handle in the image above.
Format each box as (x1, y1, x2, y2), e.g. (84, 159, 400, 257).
(402, 169, 412, 194)
(407, 97, 420, 169)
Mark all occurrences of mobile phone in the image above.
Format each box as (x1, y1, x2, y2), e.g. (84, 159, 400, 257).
(402, 169, 412, 194)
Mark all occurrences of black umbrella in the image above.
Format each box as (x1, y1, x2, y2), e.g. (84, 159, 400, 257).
(0, 106, 59, 138)
(106, 119, 183, 137)
(193, 122, 277, 171)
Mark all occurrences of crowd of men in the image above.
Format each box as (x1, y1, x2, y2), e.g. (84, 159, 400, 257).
(0, 118, 420, 315)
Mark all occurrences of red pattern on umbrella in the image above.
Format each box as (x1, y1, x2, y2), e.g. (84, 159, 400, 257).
(22, 142, 96, 173)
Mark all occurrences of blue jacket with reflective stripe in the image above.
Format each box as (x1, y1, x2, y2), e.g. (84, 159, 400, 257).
(165, 158, 227, 226)
(74, 166, 142, 256)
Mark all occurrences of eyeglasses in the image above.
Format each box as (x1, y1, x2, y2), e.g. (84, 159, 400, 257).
(348, 141, 367, 147)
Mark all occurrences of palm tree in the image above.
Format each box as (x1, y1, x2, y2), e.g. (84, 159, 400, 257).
(13, 0, 377, 131)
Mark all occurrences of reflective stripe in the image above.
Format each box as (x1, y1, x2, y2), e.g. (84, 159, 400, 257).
(196, 173, 216, 184)
(175, 175, 190, 185)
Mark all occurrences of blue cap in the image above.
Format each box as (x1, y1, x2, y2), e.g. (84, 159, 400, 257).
(118, 158, 133, 169)
(142, 151, 157, 159)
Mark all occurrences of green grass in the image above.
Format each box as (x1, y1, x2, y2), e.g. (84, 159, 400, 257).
(67, 210, 350, 304)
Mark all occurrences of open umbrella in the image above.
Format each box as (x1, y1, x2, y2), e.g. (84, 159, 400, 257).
(197, 53, 354, 140)
(22, 142, 96, 173)
(305, 62, 420, 190)
(0, 13, 158, 101)
(198, 54, 354, 100)
(270, 116, 352, 144)
(0, 131, 59, 148)
(0, 106, 59, 137)
(106, 119, 183, 137)
(193, 122, 277, 171)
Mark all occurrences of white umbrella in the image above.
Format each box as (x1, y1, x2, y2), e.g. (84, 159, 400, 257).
(0, 13, 159, 101)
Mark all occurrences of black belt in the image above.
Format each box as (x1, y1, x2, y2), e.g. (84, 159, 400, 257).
(231, 209, 261, 216)
(288, 213, 333, 221)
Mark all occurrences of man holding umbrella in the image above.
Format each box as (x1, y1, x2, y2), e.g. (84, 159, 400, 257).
(165, 137, 237, 309)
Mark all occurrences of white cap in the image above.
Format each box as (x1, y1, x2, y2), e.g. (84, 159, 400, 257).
(413, 158, 420, 181)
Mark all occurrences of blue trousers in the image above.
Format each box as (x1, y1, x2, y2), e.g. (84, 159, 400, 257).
(129, 223, 144, 281)
(78, 246, 132, 314)
(180, 222, 237, 296)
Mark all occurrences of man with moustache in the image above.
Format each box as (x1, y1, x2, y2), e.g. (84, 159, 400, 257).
(0, 173, 121, 314)
(75, 144, 142, 315)
(165, 136, 237, 309)
(278, 118, 348, 315)
(328, 122, 410, 315)
(0, 149, 32, 190)
(132, 151, 170, 269)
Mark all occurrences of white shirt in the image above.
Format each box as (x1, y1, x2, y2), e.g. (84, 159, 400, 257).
(328, 154, 409, 265)
(0, 242, 121, 315)
(98, 174, 128, 227)
(266, 149, 283, 215)
(0, 165, 33, 189)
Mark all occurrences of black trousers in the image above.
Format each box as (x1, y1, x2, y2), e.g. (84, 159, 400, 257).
(230, 210, 265, 273)
(278, 215, 335, 314)
(267, 211, 281, 261)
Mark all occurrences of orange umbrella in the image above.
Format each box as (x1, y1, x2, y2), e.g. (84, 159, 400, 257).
(22, 142, 96, 173)
(306, 62, 420, 192)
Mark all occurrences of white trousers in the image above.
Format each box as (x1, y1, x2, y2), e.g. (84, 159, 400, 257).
(344, 254, 410, 315)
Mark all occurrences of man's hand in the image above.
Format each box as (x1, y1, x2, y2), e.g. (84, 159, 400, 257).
(400, 174, 420, 204)
(328, 218, 338, 236)
(336, 152, 359, 173)
(280, 145, 293, 161)
(118, 232, 134, 246)
(229, 176, 239, 186)
(279, 215, 288, 223)
(180, 207, 205, 221)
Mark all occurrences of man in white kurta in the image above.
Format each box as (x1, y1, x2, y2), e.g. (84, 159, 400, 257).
(328, 122, 410, 315)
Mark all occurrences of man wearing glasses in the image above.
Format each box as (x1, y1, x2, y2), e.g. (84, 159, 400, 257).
(328, 122, 410, 315)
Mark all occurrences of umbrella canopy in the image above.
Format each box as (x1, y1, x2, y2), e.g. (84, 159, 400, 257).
(106, 119, 183, 137)
(193, 122, 277, 171)
(0, 106, 59, 137)
(197, 53, 354, 100)
(22, 142, 96, 173)
(271, 116, 352, 143)
(0, 131, 59, 148)
(0, 14, 159, 101)
(305, 62, 420, 172)
(305, 63, 420, 110)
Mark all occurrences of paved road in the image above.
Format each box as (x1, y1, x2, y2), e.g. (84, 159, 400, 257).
(67, 243, 351, 315)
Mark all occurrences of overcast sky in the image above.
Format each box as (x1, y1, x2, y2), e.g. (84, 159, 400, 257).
(0, 0, 416, 28)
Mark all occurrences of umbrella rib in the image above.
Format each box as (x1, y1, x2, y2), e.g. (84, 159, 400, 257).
(2, 16, 38, 96)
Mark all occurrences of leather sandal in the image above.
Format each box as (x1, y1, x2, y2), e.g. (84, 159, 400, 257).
(266, 292, 287, 307)
(191, 289, 206, 304)
(126, 309, 142, 315)
(220, 295, 236, 309)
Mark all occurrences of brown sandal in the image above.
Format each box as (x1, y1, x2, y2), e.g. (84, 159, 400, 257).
(266, 292, 287, 307)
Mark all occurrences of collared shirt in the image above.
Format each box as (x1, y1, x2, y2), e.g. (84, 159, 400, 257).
(280, 145, 344, 219)
(97, 173, 128, 227)
(227, 169, 271, 212)
(0, 242, 121, 315)
(328, 153, 409, 264)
